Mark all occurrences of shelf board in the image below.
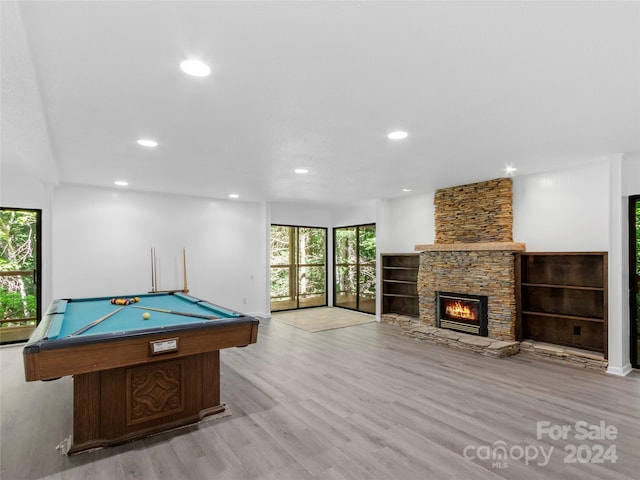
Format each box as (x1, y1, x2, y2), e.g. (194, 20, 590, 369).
(521, 311, 604, 323)
(521, 282, 604, 291)
(383, 280, 417, 285)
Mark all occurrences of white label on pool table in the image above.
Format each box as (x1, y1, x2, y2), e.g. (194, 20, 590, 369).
(150, 338, 179, 355)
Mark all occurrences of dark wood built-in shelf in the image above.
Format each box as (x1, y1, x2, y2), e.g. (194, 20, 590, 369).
(516, 252, 608, 357)
(521, 283, 605, 291)
(381, 253, 419, 317)
(520, 311, 604, 323)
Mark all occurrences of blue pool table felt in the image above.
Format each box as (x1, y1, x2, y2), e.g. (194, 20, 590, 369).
(47, 292, 240, 339)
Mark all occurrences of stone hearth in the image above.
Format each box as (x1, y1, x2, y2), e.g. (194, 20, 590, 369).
(403, 319, 519, 358)
(380, 313, 606, 367)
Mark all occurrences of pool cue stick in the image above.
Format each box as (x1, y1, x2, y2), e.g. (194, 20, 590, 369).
(182, 247, 189, 293)
(150, 247, 156, 292)
(153, 248, 158, 292)
(131, 305, 219, 320)
(69, 306, 126, 336)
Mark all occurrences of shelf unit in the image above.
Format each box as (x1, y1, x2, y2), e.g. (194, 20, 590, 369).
(515, 252, 607, 356)
(381, 253, 419, 317)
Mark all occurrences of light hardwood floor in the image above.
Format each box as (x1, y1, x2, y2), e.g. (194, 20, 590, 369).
(1, 317, 639, 479)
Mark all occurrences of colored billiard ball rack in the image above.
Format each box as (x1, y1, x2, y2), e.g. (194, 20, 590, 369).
(110, 297, 140, 305)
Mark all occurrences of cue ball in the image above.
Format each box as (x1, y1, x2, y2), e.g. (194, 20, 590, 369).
(142, 312, 150, 320)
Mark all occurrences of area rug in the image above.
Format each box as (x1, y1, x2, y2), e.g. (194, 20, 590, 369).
(272, 307, 375, 332)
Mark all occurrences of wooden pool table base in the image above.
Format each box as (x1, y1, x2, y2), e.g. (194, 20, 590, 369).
(23, 293, 259, 454)
(69, 351, 224, 454)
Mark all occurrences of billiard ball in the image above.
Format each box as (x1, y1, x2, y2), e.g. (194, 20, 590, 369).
(142, 312, 151, 320)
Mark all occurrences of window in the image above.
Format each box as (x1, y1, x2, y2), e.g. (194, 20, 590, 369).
(334, 224, 376, 314)
(0, 208, 42, 344)
(270, 225, 327, 312)
(630, 195, 640, 368)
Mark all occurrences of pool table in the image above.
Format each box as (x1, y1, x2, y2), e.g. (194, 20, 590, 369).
(23, 292, 259, 454)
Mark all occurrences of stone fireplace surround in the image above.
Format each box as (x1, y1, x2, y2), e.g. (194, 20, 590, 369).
(415, 241, 525, 341)
(414, 178, 523, 347)
(404, 242, 525, 358)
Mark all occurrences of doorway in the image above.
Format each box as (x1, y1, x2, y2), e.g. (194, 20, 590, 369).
(630, 195, 640, 368)
(270, 225, 327, 312)
(0, 208, 42, 344)
(334, 224, 376, 314)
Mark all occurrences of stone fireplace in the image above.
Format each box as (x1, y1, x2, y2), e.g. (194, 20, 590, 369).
(414, 178, 525, 346)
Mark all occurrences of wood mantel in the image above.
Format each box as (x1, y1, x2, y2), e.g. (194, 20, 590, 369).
(414, 242, 526, 252)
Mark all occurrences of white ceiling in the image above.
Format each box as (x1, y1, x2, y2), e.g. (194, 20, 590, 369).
(2, 1, 639, 206)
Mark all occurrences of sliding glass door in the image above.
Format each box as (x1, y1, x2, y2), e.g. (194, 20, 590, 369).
(334, 224, 376, 314)
(270, 225, 327, 312)
(0, 208, 42, 344)
(630, 195, 639, 368)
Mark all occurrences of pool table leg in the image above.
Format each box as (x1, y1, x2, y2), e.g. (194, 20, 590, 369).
(73, 370, 102, 448)
(68, 351, 226, 454)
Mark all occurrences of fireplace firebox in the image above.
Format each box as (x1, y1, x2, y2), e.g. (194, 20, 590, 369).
(436, 292, 488, 337)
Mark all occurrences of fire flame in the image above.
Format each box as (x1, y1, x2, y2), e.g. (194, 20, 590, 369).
(445, 301, 477, 321)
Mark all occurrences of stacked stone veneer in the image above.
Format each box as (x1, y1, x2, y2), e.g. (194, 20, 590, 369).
(434, 177, 513, 243)
(417, 249, 517, 341)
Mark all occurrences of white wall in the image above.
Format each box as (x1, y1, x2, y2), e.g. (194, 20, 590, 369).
(622, 153, 640, 195)
(51, 185, 268, 316)
(270, 202, 332, 227)
(1, 168, 50, 209)
(378, 193, 435, 253)
(513, 159, 610, 252)
(330, 200, 376, 227)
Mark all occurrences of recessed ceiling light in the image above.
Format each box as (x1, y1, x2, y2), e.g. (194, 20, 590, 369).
(137, 139, 158, 147)
(402, 188, 413, 192)
(228, 193, 239, 199)
(294, 168, 309, 174)
(180, 59, 211, 77)
(388, 131, 408, 140)
(504, 165, 518, 175)
(114, 180, 128, 186)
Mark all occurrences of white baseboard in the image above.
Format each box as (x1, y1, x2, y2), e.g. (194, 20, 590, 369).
(606, 363, 633, 376)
